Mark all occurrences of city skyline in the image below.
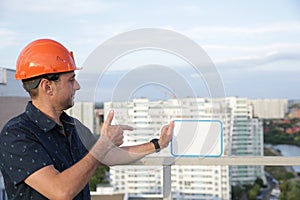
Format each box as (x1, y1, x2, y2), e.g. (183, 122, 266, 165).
(1, 0, 300, 101)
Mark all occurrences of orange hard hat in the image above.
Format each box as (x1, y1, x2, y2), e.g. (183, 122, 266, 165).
(15, 39, 81, 80)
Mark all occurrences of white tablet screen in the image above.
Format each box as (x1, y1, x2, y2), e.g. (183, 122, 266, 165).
(171, 120, 223, 157)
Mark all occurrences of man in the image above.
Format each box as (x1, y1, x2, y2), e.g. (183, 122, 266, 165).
(0, 39, 174, 199)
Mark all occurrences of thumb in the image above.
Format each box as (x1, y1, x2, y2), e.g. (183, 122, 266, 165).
(167, 121, 174, 135)
(103, 110, 114, 127)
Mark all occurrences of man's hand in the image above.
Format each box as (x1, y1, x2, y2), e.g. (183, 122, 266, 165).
(90, 110, 134, 163)
(158, 121, 174, 149)
(101, 110, 133, 147)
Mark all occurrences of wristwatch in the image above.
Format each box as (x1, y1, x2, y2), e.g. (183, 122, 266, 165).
(150, 138, 161, 153)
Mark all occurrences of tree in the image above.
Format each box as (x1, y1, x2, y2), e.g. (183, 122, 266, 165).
(248, 184, 260, 200)
(255, 177, 263, 187)
(89, 165, 109, 191)
(280, 179, 300, 200)
(265, 166, 295, 181)
(232, 185, 244, 200)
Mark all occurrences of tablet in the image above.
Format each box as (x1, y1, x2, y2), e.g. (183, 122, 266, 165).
(171, 120, 223, 157)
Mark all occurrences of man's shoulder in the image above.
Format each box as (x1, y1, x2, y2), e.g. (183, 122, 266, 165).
(1, 112, 30, 134)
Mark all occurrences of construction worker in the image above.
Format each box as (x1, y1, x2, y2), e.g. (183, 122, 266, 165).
(0, 39, 174, 199)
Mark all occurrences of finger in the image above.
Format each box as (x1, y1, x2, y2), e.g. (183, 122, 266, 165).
(168, 121, 174, 133)
(115, 138, 124, 146)
(167, 121, 174, 139)
(162, 121, 173, 132)
(161, 124, 169, 133)
(114, 132, 124, 146)
(119, 125, 134, 131)
(103, 110, 114, 127)
(162, 121, 174, 137)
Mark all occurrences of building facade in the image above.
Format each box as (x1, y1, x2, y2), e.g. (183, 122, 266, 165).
(226, 97, 265, 186)
(250, 99, 288, 119)
(105, 98, 231, 200)
(104, 97, 265, 199)
(0, 67, 27, 97)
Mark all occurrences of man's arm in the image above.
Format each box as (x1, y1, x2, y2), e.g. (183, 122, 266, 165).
(24, 110, 127, 199)
(25, 154, 99, 200)
(101, 121, 174, 166)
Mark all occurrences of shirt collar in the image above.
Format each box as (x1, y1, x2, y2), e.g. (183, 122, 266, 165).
(25, 101, 75, 132)
(60, 111, 75, 126)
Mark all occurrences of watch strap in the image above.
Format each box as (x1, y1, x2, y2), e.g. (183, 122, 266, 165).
(150, 138, 161, 153)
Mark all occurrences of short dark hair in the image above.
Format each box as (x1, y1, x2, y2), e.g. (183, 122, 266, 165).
(22, 73, 61, 93)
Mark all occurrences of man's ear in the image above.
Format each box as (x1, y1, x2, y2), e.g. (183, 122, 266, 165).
(39, 79, 53, 96)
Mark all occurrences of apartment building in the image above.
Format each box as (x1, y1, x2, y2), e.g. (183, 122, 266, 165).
(0, 67, 27, 97)
(103, 97, 265, 199)
(226, 97, 265, 185)
(250, 99, 288, 119)
(105, 98, 231, 200)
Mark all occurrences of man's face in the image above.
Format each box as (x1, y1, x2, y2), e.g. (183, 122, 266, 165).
(52, 71, 80, 110)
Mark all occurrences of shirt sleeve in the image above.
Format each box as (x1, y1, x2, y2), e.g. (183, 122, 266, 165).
(0, 125, 53, 186)
(73, 118, 97, 151)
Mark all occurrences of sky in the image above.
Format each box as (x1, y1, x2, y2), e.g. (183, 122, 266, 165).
(1, 0, 300, 102)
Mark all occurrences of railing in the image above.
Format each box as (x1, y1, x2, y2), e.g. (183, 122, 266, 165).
(130, 156, 300, 200)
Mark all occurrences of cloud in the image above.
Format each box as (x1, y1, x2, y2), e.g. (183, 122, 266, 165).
(185, 22, 300, 37)
(216, 51, 300, 71)
(76, 63, 215, 102)
(203, 43, 300, 53)
(0, 28, 18, 48)
(2, 0, 118, 16)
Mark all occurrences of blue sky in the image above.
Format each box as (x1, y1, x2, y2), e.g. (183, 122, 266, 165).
(1, 0, 300, 101)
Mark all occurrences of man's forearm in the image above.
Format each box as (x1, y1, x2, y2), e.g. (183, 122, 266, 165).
(56, 153, 100, 198)
(101, 122, 174, 166)
(101, 142, 157, 166)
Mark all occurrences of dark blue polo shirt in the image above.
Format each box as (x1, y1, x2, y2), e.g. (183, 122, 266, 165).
(0, 102, 96, 199)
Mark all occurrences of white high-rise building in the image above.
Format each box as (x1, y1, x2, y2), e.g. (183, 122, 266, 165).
(250, 99, 288, 119)
(105, 97, 265, 199)
(106, 98, 231, 200)
(226, 97, 265, 185)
